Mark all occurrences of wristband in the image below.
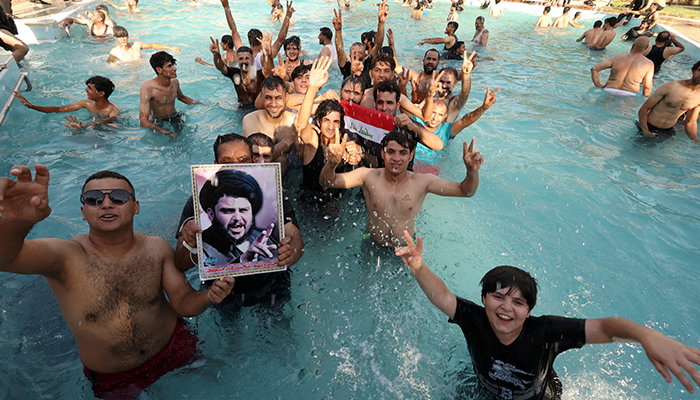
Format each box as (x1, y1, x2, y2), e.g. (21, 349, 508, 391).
(182, 240, 197, 254)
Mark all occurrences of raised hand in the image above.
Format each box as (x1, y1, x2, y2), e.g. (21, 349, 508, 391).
(463, 51, 476, 75)
(378, 0, 388, 23)
(482, 87, 498, 110)
(240, 223, 277, 263)
(261, 30, 273, 56)
(397, 68, 409, 90)
(309, 56, 332, 89)
(209, 36, 221, 56)
(324, 127, 347, 166)
(285, 0, 295, 18)
(462, 139, 483, 172)
(394, 230, 423, 271)
(219, 0, 230, 8)
(428, 71, 445, 96)
(344, 140, 363, 166)
(387, 28, 394, 47)
(207, 276, 235, 303)
(350, 51, 364, 76)
(273, 54, 288, 80)
(0, 165, 51, 224)
(62, 115, 84, 129)
(332, 8, 342, 31)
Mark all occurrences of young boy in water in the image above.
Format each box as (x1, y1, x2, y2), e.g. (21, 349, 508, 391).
(396, 231, 700, 400)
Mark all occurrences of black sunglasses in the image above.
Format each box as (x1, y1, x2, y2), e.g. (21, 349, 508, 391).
(80, 189, 135, 206)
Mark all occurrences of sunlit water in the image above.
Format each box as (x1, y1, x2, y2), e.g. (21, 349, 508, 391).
(1, 0, 699, 398)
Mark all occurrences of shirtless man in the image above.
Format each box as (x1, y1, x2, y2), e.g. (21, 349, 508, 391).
(334, 4, 386, 89)
(320, 128, 482, 247)
(489, 0, 503, 17)
(89, 5, 115, 27)
(577, 20, 603, 45)
(588, 17, 618, 50)
(103, 0, 141, 14)
(241, 76, 296, 173)
(535, 6, 552, 28)
(139, 52, 203, 137)
(275, 36, 310, 81)
(553, 7, 582, 29)
(337, 0, 362, 8)
(0, 166, 234, 398)
(14, 76, 120, 129)
(107, 26, 180, 64)
(418, 21, 459, 52)
(399, 49, 440, 104)
(434, 53, 477, 123)
(591, 37, 654, 96)
(60, 10, 113, 38)
(471, 17, 489, 46)
(211, 38, 263, 108)
(638, 61, 700, 141)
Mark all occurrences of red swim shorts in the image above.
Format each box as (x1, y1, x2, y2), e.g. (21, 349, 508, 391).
(83, 317, 199, 400)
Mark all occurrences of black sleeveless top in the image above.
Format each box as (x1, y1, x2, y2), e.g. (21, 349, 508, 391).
(645, 44, 668, 74)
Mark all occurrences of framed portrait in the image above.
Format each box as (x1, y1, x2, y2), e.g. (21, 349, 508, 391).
(190, 163, 285, 281)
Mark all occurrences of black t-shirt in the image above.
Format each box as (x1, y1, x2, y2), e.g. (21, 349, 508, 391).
(339, 56, 373, 90)
(449, 297, 586, 400)
(623, 27, 654, 41)
(175, 191, 298, 294)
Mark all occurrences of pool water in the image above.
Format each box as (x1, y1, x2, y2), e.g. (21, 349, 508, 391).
(1, 0, 699, 398)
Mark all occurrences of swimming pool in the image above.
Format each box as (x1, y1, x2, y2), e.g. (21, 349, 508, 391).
(0, 0, 699, 398)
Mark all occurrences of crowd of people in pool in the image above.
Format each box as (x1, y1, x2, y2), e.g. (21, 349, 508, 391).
(2, 0, 700, 398)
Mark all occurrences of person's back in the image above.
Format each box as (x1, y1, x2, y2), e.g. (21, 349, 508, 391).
(535, 7, 552, 27)
(608, 51, 655, 93)
(588, 18, 618, 50)
(577, 21, 603, 44)
(553, 8, 570, 29)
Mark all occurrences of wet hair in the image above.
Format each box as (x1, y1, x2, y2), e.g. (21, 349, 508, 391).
(199, 169, 263, 215)
(213, 133, 253, 161)
(604, 16, 617, 27)
(371, 52, 396, 71)
(692, 60, 700, 71)
(221, 35, 234, 49)
(95, 4, 108, 13)
(439, 66, 459, 81)
(94, 10, 105, 21)
(381, 126, 417, 153)
(82, 170, 134, 194)
(656, 31, 670, 43)
(313, 99, 346, 133)
(424, 48, 440, 60)
(574, 11, 581, 18)
(320, 27, 333, 41)
(563, 6, 570, 13)
(341, 75, 366, 93)
(448, 21, 459, 31)
(291, 64, 312, 81)
(112, 25, 128, 38)
(378, 46, 394, 57)
(480, 266, 538, 310)
(261, 75, 286, 92)
(361, 30, 376, 49)
(283, 35, 301, 50)
(248, 132, 274, 149)
(248, 28, 263, 47)
(237, 46, 253, 56)
(544, 6, 551, 13)
(350, 42, 365, 53)
(454, 41, 465, 51)
(495, 0, 501, 3)
(86, 76, 115, 99)
(150, 51, 176, 74)
(593, 20, 602, 28)
(373, 79, 401, 104)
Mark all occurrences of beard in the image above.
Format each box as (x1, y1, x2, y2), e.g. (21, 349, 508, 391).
(424, 64, 436, 74)
(211, 216, 254, 246)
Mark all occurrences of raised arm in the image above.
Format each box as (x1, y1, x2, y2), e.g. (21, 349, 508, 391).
(664, 34, 685, 58)
(209, 37, 229, 75)
(370, 0, 388, 59)
(220, 0, 244, 50)
(270, 1, 294, 58)
(450, 87, 497, 137)
(446, 52, 475, 123)
(0, 165, 68, 276)
(295, 57, 331, 144)
(394, 113, 443, 150)
(333, 9, 347, 68)
(585, 317, 700, 394)
(395, 231, 457, 319)
(425, 139, 482, 197)
(13, 92, 87, 114)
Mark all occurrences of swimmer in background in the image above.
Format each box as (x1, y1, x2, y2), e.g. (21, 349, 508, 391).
(272, 36, 311, 82)
(443, 41, 466, 60)
(588, 17, 618, 50)
(411, 1, 425, 20)
(553, 7, 583, 29)
(572, 11, 584, 27)
(59, 10, 113, 38)
(577, 20, 603, 45)
(637, 61, 700, 141)
(107, 26, 180, 65)
(447, 3, 458, 22)
(535, 6, 552, 27)
(418, 21, 459, 53)
(395, 48, 441, 104)
(471, 17, 489, 46)
(102, 0, 141, 14)
(591, 36, 654, 96)
(87, 4, 115, 28)
(14, 76, 120, 130)
(621, 20, 655, 41)
(196, 35, 236, 68)
(395, 232, 700, 400)
(139, 52, 203, 138)
(337, 0, 363, 8)
(489, 0, 503, 17)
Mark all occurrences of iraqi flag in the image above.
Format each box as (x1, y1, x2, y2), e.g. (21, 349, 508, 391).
(340, 100, 395, 144)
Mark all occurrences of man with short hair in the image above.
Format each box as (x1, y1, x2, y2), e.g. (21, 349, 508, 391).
(621, 20, 654, 41)
(643, 31, 685, 74)
(396, 233, 700, 400)
(398, 49, 441, 104)
(211, 39, 263, 108)
(340, 75, 365, 104)
(588, 17, 618, 50)
(535, 6, 552, 28)
(637, 61, 700, 141)
(591, 37, 654, 96)
(471, 17, 489, 46)
(277, 35, 311, 81)
(418, 21, 460, 51)
(175, 133, 304, 310)
(318, 27, 338, 61)
(577, 20, 603, 44)
(14, 76, 121, 129)
(248, 132, 275, 163)
(443, 41, 466, 60)
(290, 63, 311, 94)
(553, 7, 581, 29)
(0, 166, 234, 399)
(107, 26, 180, 64)
(139, 52, 203, 137)
(60, 10, 113, 38)
(320, 128, 483, 247)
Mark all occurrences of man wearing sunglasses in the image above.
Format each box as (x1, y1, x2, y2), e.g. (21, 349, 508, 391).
(0, 165, 235, 398)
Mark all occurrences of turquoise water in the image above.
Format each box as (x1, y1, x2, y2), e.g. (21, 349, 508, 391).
(1, 0, 699, 398)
